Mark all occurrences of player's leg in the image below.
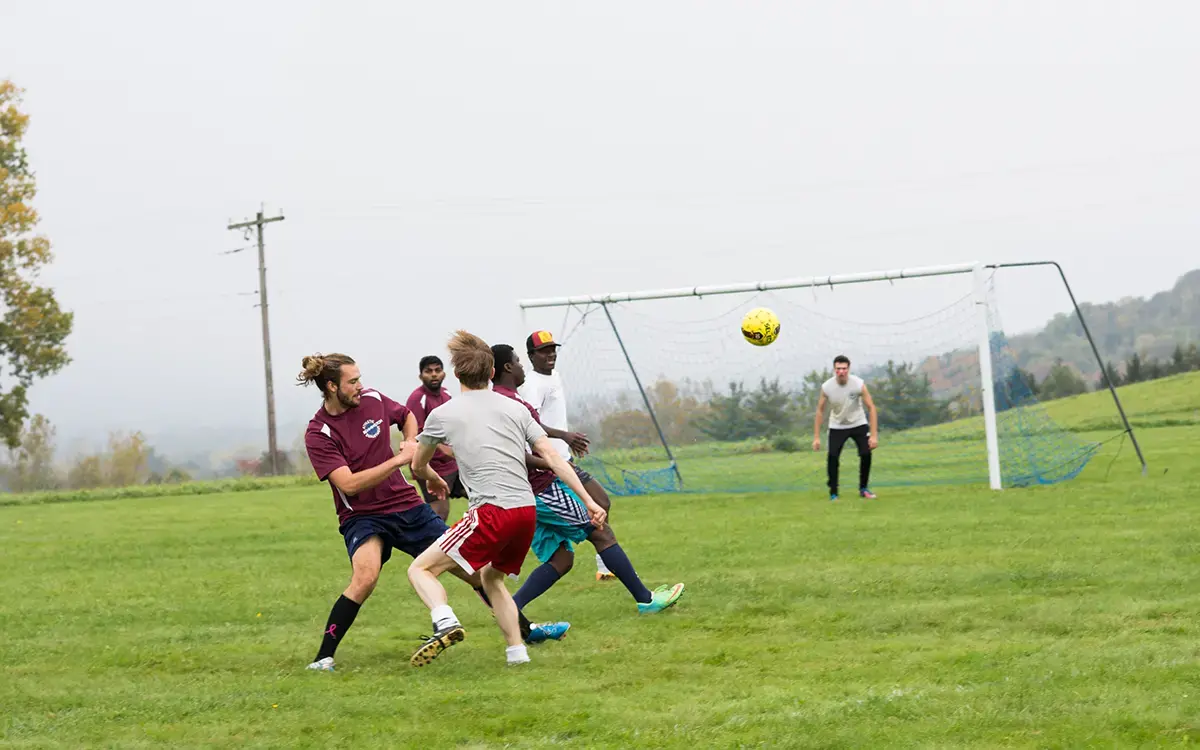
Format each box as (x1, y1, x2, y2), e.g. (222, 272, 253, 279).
(406, 542, 467, 667)
(480, 563, 526, 661)
(826, 428, 850, 500)
(590, 525, 684, 614)
(514, 480, 590, 611)
(851, 426, 875, 498)
(574, 464, 616, 580)
(396, 502, 567, 644)
(308, 531, 386, 671)
(483, 505, 539, 665)
(513, 542, 573, 610)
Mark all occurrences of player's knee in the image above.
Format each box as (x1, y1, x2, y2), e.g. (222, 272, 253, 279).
(348, 567, 379, 599)
(549, 547, 574, 575)
(589, 525, 617, 550)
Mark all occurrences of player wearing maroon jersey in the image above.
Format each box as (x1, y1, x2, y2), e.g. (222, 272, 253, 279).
(404, 355, 468, 521)
(406, 331, 607, 667)
(298, 353, 565, 672)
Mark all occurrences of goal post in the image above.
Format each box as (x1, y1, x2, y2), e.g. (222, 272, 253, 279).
(517, 260, 1127, 496)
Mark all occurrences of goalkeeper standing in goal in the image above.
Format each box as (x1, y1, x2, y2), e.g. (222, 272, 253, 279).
(813, 355, 879, 500)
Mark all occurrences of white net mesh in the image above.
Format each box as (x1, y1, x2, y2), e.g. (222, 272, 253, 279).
(522, 271, 1098, 495)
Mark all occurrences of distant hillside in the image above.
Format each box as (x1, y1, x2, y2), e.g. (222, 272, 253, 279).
(1008, 269, 1200, 381)
(900, 269, 1200, 398)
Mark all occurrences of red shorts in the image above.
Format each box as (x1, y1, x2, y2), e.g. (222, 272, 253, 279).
(438, 503, 536, 577)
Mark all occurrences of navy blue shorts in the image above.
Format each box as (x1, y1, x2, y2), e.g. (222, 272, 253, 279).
(571, 461, 594, 486)
(339, 504, 450, 566)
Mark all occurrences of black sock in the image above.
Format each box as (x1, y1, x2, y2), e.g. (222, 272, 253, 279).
(476, 585, 533, 641)
(860, 451, 872, 490)
(315, 595, 361, 661)
(599, 544, 653, 604)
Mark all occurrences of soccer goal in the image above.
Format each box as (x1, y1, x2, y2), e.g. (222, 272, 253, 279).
(517, 261, 1137, 497)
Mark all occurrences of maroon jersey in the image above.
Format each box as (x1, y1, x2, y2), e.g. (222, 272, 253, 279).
(493, 384, 556, 495)
(405, 385, 458, 477)
(305, 389, 423, 525)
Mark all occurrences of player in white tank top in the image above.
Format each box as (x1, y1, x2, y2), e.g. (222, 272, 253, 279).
(813, 355, 879, 500)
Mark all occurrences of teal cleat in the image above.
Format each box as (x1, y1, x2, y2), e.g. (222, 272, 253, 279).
(526, 621, 570, 644)
(637, 583, 685, 615)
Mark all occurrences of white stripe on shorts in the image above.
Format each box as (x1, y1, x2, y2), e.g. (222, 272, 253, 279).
(538, 480, 591, 526)
(438, 507, 481, 574)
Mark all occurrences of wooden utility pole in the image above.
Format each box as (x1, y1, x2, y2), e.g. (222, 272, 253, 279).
(227, 209, 285, 475)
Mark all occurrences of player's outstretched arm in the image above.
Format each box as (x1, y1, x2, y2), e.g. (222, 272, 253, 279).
(410, 440, 450, 500)
(532, 436, 606, 529)
(812, 391, 827, 451)
(862, 385, 880, 450)
(327, 453, 407, 497)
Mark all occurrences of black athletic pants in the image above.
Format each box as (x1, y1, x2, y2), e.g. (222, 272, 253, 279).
(827, 424, 872, 495)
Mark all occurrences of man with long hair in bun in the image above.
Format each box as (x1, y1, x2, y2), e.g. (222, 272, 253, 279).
(406, 331, 607, 668)
(298, 353, 567, 672)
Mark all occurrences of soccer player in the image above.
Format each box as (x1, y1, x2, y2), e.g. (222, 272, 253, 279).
(518, 330, 617, 581)
(813, 355, 879, 501)
(298, 352, 565, 673)
(493, 343, 685, 616)
(407, 331, 607, 668)
(405, 355, 467, 521)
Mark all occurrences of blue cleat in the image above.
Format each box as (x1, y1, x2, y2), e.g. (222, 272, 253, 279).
(637, 583, 685, 615)
(526, 621, 570, 643)
(830, 493, 839, 502)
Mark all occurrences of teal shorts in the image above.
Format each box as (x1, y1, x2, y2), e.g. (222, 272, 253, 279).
(531, 479, 595, 564)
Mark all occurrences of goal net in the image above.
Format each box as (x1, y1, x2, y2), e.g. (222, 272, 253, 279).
(518, 263, 1100, 496)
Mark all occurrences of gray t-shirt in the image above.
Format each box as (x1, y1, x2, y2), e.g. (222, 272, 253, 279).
(419, 389, 546, 510)
(822, 375, 868, 430)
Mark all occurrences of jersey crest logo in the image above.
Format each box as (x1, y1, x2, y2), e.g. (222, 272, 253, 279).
(362, 419, 383, 439)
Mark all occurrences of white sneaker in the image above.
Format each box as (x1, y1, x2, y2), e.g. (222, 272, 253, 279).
(306, 656, 335, 671)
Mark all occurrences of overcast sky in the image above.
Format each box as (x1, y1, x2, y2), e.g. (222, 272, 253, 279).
(3, 1, 1198, 456)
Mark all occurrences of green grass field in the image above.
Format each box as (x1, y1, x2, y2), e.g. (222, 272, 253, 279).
(3, 375, 1199, 747)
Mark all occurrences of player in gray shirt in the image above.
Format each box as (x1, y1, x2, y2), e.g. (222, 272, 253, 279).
(406, 331, 606, 668)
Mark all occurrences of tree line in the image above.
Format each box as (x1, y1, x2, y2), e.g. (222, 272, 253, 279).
(1009, 342, 1200, 402)
(0, 414, 308, 494)
(586, 340, 1200, 449)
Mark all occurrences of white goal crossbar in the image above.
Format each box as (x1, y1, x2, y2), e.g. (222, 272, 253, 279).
(517, 261, 979, 309)
(517, 260, 1004, 491)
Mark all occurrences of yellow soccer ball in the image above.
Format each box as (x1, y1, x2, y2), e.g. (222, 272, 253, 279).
(741, 307, 781, 347)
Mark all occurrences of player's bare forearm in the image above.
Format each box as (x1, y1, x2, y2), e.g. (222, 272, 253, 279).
(329, 454, 404, 496)
(402, 413, 419, 442)
(410, 442, 441, 482)
(813, 394, 826, 440)
(524, 453, 553, 472)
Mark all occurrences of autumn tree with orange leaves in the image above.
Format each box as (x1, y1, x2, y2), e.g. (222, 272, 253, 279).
(0, 80, 72, 448)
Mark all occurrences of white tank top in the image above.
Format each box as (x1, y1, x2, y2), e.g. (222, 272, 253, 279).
(822, 375, 868, 430)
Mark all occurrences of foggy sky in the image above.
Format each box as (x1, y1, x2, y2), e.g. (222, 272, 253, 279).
(3, 1, 1198, 458)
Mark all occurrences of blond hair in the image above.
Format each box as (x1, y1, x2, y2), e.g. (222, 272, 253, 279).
(297, 353, 355, 396)
(447, 331, 493, 389)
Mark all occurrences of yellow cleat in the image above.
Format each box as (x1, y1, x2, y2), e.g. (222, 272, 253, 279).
(410, 624, 466, 667)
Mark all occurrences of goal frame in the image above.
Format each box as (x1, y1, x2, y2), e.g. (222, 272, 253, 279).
(517, 260, 1145, 490)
